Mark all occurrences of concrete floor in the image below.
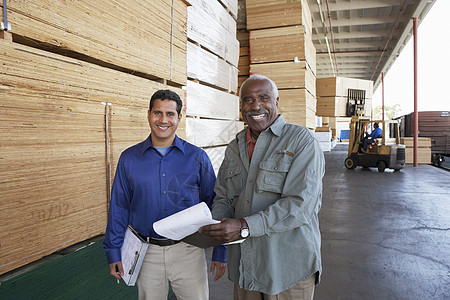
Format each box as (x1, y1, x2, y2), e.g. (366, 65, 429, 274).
(199, 143, 450, 300)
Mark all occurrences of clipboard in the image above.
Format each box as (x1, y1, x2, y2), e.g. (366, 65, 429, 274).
(120, 226, 149, 286)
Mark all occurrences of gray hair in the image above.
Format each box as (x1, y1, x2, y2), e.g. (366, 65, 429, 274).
(239, 74, 279, 101)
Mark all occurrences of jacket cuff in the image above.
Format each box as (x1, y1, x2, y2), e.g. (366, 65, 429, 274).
(245, 214, 265, 237)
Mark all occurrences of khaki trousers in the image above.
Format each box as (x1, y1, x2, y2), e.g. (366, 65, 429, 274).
(233, 273, 316, 300)
(137, 242, 208, 300)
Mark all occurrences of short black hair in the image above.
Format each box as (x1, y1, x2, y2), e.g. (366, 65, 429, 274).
(149, 90, 183, 115)
(373, 122, 379, 128)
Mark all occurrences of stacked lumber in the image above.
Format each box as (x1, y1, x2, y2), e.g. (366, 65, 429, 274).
(220, 0, 239, 19)
(278, 89, 316, 129)
(249, 26, 316, 74)
(315, 129, 333, 152)
(237, 0, 247, 31)
(246, 0, 312, 35)
(187, 0, 239, 66)
(401, 111, 450, 156)
(237, 30, 250, 94)
(246, 0, 316, 129)
(186, 0, 242, 167)
(1, 0, 188, 85)
(0, 39, 186, 275)
(185, 81, 239, 120)
(316, 77, 374, 117)
(401, 138, 432, 164)
(187, 42, 238, 92)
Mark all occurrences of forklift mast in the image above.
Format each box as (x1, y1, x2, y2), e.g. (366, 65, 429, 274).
(346, 88, 366, 117)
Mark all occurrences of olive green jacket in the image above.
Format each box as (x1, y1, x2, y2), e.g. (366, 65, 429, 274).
(212, 115, 325, 295)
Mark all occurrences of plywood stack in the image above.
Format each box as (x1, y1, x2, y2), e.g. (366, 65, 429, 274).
(0, 38, 187, 274)
(2, 0, 188, 85)
(315, 128, 333, 152)
(246, 0, 316, 129)
(186, 0, 243, 172)
(316, 77, 374, 118)
(237, 30, 250, 94)
(0, 1, 193, 275)
(236, 0, 249, 95)
(400, 138, 432, 164)
(399, 111, 450, 163)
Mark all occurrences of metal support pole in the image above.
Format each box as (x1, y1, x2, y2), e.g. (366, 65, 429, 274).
(382, 72, 385, 121)
(413, 17, 418, 167)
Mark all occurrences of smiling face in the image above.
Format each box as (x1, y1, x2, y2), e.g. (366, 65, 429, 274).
(148, 99, 181, 147)
(240, 79, 279, 137)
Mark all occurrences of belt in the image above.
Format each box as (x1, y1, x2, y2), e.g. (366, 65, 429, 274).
(138, 233, 180, 246)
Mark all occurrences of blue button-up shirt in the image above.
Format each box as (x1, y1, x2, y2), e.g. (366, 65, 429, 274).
(103, 135, 226, 264)
(368, 127, 382, 138)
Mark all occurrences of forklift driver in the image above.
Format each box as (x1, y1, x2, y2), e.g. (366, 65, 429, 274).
(362, 122, 383, 152)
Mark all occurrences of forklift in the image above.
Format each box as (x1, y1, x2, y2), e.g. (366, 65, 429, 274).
(343, 88, 406, 172)
(345, 116, 406, 172)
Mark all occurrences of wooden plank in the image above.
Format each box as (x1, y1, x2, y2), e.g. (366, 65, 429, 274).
(220, 0, 239, 19)
(278, 88, 316, 129)
(249, 26, 316, 74)
(187, 42, 238, 92)
(405, 148, 432, 164)
(186, 118, 244, 147)
(188, 0, 239, 66)
(185, 81, 240, 120)
(250, 61, 315, 96)
(245, 0, 312, 35)
(317, 76, 374, 98)
(400, 137, 432, 148)
(237, 0, 247, 30)
(2, 0, 188, 85)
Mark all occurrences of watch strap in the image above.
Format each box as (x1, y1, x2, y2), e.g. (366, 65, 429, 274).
(239, 218, 248, 229)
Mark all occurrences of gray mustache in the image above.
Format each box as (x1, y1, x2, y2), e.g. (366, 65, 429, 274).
(247, 110, 269, 117)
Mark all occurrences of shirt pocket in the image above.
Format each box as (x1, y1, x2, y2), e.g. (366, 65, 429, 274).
(223, 165, 243, 200)
(256, 159, 291, 194)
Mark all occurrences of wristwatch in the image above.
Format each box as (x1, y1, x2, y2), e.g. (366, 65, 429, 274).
(239, 218, 250, 238)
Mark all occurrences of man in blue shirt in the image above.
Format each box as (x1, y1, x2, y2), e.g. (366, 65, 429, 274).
(363, 122, 383, 151)
(103, 89, 226, 299)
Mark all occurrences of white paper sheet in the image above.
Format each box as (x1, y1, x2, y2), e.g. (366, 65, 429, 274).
(153, 202, 220, 240)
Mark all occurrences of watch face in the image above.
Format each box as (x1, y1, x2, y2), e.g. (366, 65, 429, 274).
(240, 228, 249, 238)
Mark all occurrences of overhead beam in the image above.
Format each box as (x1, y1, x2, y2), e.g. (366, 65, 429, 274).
(308, 0, 414, 13)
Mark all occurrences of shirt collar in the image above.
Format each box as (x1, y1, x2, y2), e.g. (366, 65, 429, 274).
(265, 114, 285, 137)
(142, 134, 185, 155)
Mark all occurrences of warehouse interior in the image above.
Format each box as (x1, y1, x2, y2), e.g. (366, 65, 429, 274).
(1, 0, 449, 299)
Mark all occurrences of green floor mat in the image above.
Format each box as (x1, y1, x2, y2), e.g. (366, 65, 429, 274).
(0, 237, 174, 299)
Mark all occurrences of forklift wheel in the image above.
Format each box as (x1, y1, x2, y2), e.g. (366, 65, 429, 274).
(345, 157, 357, 170)
(377, 161, 386, 172)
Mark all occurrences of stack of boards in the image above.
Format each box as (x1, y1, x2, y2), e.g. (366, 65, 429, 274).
(243, 0, 316, 129)
(0, 0, 241, 274)
(315, 76, 374, 149)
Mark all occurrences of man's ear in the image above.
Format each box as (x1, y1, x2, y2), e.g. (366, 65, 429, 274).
(178, 113, 182, 121)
